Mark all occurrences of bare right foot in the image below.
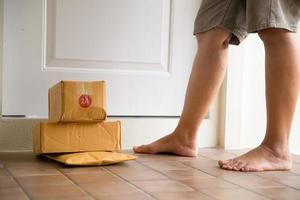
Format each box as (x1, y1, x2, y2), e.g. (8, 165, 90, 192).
(133, 132, 198, 157)
(218, 145, 292, 172)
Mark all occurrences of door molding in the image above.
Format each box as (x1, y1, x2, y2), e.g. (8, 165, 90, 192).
(41, 0, 172, 75)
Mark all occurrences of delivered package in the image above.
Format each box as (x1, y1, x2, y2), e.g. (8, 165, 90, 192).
(45, 151, 136, 166)
(32, 121, 121, 153)
(48, 81, 106, 122)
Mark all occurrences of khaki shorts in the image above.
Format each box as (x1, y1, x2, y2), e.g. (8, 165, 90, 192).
(194, 0, 300, 45)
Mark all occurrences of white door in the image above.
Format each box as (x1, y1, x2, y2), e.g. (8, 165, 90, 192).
(2, 0, 200, 118)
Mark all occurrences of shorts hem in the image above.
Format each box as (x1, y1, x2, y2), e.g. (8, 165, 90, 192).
(193, 24, 247, 45)
(247, 23, 298, 33)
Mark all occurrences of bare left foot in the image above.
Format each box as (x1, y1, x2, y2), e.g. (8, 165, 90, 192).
(218, 145, 292, 172)
(133, 131, 198, 157)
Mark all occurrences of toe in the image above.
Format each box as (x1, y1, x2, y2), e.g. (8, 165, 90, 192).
(226, 159, 238, 170)
(221, 163, 234, 170)
(241, 166, 249, 172)
(220, 164, 230, 170)
(221, 159, 236, 170)
(233, 161, 245, 171)
(231, 161, 240, 171)
(133, 145, 152, 153)
(218, 159, 232, 167)
(242, 164, 260, 172)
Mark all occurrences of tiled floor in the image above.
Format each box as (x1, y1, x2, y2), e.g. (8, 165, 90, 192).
(1, 148, 300, 200)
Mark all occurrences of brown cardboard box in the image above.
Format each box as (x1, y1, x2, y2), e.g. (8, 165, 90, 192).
(32, 121, 121, 153)
(48, 81, 106, 122)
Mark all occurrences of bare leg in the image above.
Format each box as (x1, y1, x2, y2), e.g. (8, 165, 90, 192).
(133, 27, 231, 156)
(219, 28, 300, 171)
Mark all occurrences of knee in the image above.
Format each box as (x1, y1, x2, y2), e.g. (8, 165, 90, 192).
(196, 27, 231, 50)
(258, 28, 291, 46)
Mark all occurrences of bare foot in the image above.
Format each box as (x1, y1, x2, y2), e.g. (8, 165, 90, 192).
(133, 132, 198, 157)
(218, 145, 292, 172)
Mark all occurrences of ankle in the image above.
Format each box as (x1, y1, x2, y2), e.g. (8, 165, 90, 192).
(260, 143, 291, 160)
(172, 129, 198, 148)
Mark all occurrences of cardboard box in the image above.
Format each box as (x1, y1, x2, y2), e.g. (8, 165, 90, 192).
(32, 121, 121, 153)
(48, 81, 106, 122)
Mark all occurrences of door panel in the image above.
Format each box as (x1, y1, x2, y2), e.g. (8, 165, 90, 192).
(2, 0, 200, 117)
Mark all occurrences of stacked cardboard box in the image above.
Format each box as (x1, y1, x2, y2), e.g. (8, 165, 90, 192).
(32, 81, 122, 154)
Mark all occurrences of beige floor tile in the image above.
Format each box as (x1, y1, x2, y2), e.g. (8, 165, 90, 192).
(31, 196, 94, 200)
(0, 152, 40, 162)
(2, 159, 49, 168)
(252, 187, 300, 200)
(181, 156, 219, 168)
(223, 175, 284, 188)
(141, 160, 192, 171)
(291, 163, 300, 175)
(181, 177, 238, 189)
(80, 181, 140, 196)
(105, 160, 149, 172)
(0, 161, 4, 168)
(23, 184, 86, 199)
(151, 191, 214, 200)
(198, 150, 236, 161)
(200, 188, 270, 200)
(135, 153, 197, 162)
(255, 171, 300, 189)
(95, 192, 154, 200)
(109, 168, 168, 181)
(67, 171, 120, 184)
(16, 175, 73, 187)
(7, 164, 61, 177)
(194, 165, 252, 177)
(59, 166, 105, 174)
(0, 187, 29, 200)
(254, 170, 298, 178)
(0, 168, 10, 176)
(266, 175, 300, 189)
(132, 180, 194, 193)
(0, 176, 18, 188)
(160, 169, 214, 180)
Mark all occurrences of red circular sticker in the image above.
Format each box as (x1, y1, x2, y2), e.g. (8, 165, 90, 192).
(79, 95, 92, 108)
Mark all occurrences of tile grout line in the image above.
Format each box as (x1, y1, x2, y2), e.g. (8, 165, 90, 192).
(188, 152, 300, 192)
(2, 163, 32, 200)
(252, 172, 300, 192)
(133, 152, 300, 197)
(178, 156, 286, 199)
(134, 159, 220, 200)
(179, 158, 279, 199)
(102, 165, 159, 200)
(48, 158, 157, 200)
(46, 160, 98, 200)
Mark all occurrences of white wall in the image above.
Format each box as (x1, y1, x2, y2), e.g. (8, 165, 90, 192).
(240, 35, 266, 148)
